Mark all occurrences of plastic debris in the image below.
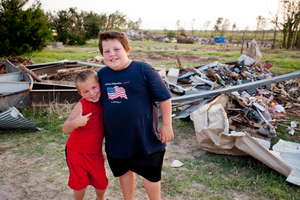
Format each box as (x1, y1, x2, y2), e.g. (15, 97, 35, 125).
(171, 160, 184, 168)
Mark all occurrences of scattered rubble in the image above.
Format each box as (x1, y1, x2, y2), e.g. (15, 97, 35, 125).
(189, 95, 300, 186)
(168, 43, 300, 138)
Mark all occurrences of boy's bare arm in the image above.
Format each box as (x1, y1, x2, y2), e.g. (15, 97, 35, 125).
(159, 99, 174, 143)
(62, 102, 92, 134)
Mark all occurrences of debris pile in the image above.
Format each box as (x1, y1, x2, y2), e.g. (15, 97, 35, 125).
(189, 95, 300, 186)
(0, 59, 105, 108)
(169, 46, 300, 138)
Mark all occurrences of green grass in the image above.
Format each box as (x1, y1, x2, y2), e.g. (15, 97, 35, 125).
(165, 118, 300, 200)
(263, 51, 300, 74)
(0, 107, 67, 156)
(22, 47, 98, 63)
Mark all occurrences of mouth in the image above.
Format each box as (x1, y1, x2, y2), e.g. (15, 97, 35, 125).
(110, 57, 119, 62)
(91, 95, 99, 101)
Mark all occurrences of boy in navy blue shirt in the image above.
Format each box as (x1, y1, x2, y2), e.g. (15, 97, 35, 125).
(98, 31, 174, 200)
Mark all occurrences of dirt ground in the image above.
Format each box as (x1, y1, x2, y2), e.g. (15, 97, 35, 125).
(0, 126, 205, 200)
(130, 52, 220, 67)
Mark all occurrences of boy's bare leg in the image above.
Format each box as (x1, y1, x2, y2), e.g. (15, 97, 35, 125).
(143, 178, 161, 200)
(95, 189, 106, 200)
(119, 171, 136, 200)
(73, 189, 85, 200)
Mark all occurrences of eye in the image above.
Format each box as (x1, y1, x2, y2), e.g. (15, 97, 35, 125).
(103, 50, 110, 54)
(82, 90, 89, 94)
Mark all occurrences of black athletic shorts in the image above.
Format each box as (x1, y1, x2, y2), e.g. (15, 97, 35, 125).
(107, 148, 166, 182)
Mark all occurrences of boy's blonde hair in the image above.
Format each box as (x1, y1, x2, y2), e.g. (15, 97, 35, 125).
(98, 31, 131, 55)
(75, 70, 98, 90)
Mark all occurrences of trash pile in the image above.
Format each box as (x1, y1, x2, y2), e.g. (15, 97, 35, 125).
(165, 40, 300, 186)
(168, 40, 300, 138)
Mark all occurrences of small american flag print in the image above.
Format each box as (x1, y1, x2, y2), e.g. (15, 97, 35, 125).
(107, 86, 128, 100)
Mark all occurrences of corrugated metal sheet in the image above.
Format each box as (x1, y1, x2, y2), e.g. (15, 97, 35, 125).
(0, 107, 39, 130)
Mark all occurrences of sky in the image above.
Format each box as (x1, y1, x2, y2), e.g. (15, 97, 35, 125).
(28, 0, 281, 30)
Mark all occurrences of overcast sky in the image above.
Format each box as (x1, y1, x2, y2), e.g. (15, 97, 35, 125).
(29, 0, 280, 30)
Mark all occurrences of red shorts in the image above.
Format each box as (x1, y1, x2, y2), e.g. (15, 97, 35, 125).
(66, 148, 108, 190)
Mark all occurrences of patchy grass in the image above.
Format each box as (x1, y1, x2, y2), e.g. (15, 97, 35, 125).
(160, 120, 300, 200)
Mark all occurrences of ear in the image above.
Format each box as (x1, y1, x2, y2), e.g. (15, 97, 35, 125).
(126, 49, 131, 56)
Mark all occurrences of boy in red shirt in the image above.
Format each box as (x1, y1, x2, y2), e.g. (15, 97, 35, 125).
(63, 70, 108, 200)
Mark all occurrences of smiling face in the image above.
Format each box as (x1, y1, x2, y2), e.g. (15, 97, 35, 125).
(102, 39, 130, 71)
(77, 76, 101, 103)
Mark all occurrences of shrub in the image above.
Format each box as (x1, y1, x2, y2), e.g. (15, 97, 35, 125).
(0, 0, 52, 56)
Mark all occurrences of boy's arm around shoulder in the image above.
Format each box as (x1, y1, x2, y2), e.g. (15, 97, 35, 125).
(62, 102, 92, 134)
(159, 98, 174, 144)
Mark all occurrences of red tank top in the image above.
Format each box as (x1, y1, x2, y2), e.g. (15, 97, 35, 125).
(66, 98, 104, 153)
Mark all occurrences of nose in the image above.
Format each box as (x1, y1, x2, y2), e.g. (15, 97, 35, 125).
(88, 90, 95, 96)
(108, 50, 116, 56)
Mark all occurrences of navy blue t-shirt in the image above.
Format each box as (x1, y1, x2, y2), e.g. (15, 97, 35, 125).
(98, 61, 171, 158)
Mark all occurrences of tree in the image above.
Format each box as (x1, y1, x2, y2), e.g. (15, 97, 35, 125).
(49, 9, 135, 44)
(281, 0, 300, 49)
(214, 17, 223, 36)
(103, 11, 127, 31)
(83, 11, 102, 39)
(176, 19, 181, 35)
(49, 8, 86, 45)
(0, 0, 52, 56)
(232, 23, 237, 31)
(191, 18, 196, 36)
(127, 18, 142, 30)
(221, 18, 231, 36)
(255, 16, 267, 45)
(203, 20, 211, 31)
(166, 30, 176, 40)
(271, 15, 280, 49)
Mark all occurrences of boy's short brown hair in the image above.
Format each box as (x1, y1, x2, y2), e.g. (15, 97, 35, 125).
(98, 31, 131, 55)
(75, 70, 98, 89)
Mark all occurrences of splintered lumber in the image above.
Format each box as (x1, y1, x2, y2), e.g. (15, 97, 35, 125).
(18, 64, 42, 82)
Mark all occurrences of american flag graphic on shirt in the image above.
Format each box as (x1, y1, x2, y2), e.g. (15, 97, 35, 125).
(107, 86, 128, 100)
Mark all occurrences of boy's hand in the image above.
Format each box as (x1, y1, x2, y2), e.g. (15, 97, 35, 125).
(75, 112, 92, 127)
(160, 124, 174, 144)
